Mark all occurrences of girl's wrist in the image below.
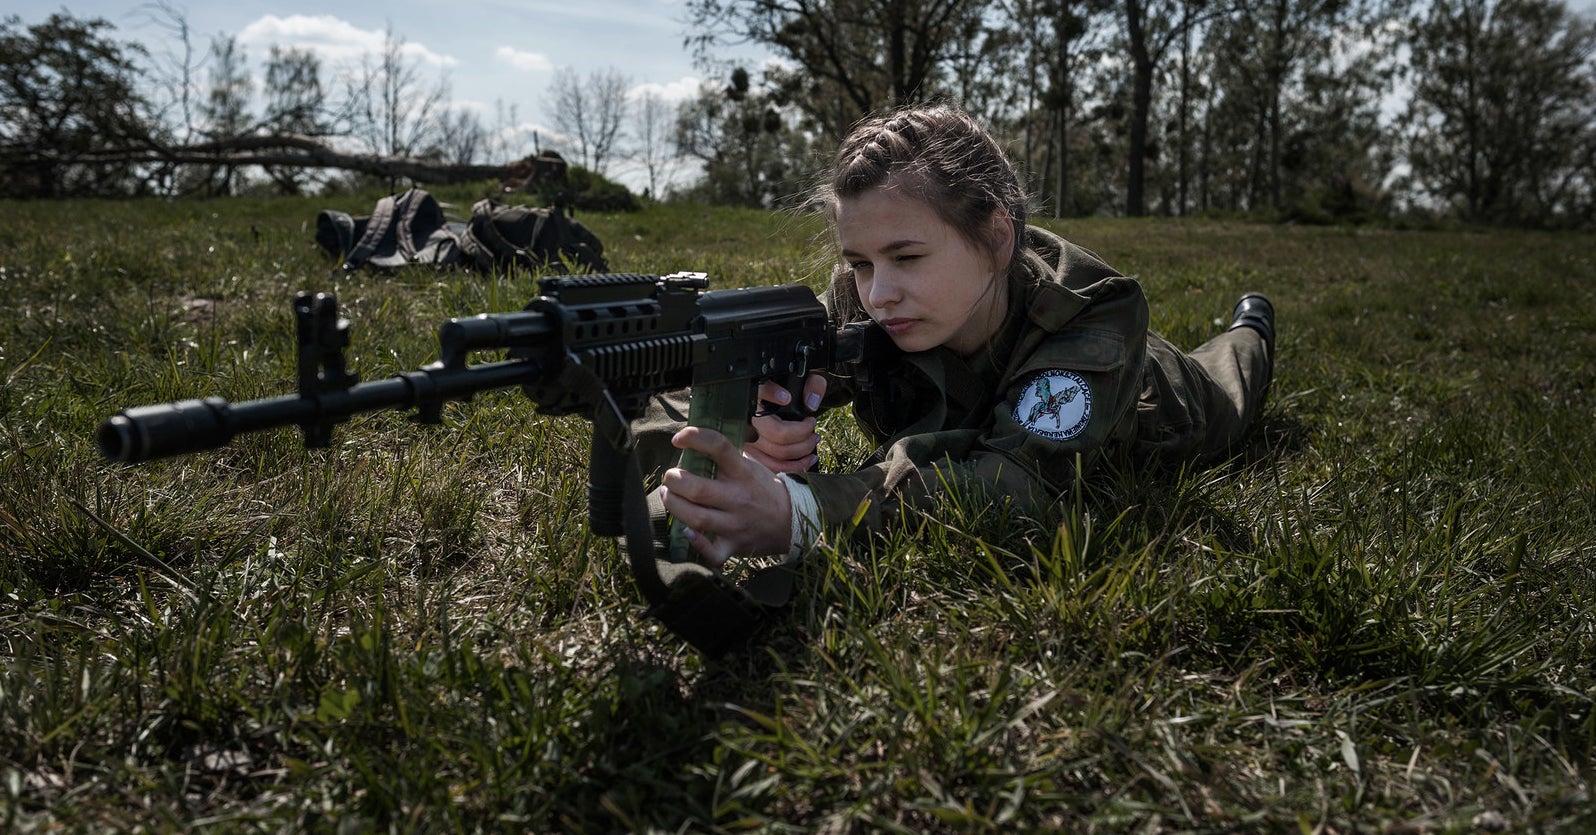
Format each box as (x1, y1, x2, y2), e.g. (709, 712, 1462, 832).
(777, 474, 821, 559)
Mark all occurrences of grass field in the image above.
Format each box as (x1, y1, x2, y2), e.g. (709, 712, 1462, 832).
(1, 188, 1593, 832)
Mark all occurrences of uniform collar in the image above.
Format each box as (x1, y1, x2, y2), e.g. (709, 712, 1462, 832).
(1016, 225, 1121, 333)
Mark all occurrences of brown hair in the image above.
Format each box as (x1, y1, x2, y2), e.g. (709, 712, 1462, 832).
(813, 103, 1030, 324)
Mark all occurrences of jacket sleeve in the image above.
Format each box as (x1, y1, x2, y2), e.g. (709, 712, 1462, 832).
(791, 276, 1149, 537)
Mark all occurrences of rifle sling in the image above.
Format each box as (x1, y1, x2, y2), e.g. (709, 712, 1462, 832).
(618, 444, 793, 658)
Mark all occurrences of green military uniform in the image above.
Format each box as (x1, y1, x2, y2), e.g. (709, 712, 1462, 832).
(635, 224, 1272, 542)
(789, 224, 1270, 535)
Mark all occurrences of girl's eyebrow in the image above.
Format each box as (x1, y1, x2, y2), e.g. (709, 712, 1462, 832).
(841, 239, 924, 258)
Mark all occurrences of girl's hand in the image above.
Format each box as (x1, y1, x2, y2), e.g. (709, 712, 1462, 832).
(748, 374, 829, 473)
(660, 426, 793, 565)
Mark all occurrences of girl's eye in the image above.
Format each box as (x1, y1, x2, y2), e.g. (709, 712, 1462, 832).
(895, 254, 921, 263)
(848, 261, 873, 272)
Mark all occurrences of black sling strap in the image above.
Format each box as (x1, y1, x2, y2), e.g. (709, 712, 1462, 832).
(576, 369, 798, 658)
(617, 448, 796, 657)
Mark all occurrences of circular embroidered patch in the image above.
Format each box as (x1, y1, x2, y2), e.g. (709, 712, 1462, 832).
(1014, 370, 1093, 441)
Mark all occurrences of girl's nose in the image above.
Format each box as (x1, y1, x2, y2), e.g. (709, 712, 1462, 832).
(866, 267, 901, 309)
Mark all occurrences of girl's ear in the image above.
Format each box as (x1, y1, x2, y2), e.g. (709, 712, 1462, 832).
(990, 209, 1016, 272)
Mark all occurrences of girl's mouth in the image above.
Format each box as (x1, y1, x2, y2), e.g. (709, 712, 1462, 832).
(880, 317, 918, 335)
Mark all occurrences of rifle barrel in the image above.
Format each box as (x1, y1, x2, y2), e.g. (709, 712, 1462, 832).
(97, 358, 541, 463)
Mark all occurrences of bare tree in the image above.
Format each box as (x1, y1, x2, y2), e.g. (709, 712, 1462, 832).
(546, 66, 631, 174)
(263, 46, 333, 135)
(349, 25, 450, 159)
(261, 45, 335, 193)
(200, 34, 251, 138)
(434, 107, 487, 164)
(196, 33, 251, 194)
(485, 98, 526, 165)
(631, 89, 680, 197)
(129, 1, 201, 145)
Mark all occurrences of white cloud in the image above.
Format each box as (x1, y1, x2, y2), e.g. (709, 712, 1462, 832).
(237, 15, 456, 68)
(627, 76, 704, 103)
(485, 121, 571, 155)
(489, 0, 681, 31)
(495, 46, 554, 72)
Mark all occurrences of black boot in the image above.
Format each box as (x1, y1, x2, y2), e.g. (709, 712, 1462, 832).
(1228, 293, 1275, 351)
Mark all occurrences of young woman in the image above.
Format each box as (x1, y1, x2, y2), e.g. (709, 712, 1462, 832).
(652, 104, 1275, 566)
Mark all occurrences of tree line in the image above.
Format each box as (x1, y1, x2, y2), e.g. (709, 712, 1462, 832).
(681, 0, 1596, 227)
(0, 8, 527, 199)
(3, 1, 1594, 228)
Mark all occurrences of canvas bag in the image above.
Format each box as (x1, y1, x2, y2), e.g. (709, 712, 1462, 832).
(315, 187, 465, 271)
(459, 198, 608, 274)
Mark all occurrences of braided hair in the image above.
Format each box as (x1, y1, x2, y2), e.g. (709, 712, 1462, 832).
(814, 104, 1031, 325)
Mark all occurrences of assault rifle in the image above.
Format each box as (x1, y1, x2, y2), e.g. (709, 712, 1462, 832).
(98, 272, 867, 656)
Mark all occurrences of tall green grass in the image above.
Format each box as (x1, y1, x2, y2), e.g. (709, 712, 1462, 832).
(1, 189, 1592, 831)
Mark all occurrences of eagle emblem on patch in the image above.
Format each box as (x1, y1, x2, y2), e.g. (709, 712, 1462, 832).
(1014, 370, 1092, 441)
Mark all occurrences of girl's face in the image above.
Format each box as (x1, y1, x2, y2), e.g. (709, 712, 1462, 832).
(836, 187, 1012, 356)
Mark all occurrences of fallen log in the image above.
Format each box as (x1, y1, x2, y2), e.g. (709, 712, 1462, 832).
(26, 133, 520, 185)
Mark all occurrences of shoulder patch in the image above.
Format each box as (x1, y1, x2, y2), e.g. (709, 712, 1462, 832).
(1014, 370, 1093, 441)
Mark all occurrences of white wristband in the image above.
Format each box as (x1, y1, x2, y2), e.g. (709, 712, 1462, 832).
(777, 473, 822, 560)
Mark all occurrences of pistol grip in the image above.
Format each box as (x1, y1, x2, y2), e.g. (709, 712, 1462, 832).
(765, 371, 814, 421)
(669, 378, 754, 562)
